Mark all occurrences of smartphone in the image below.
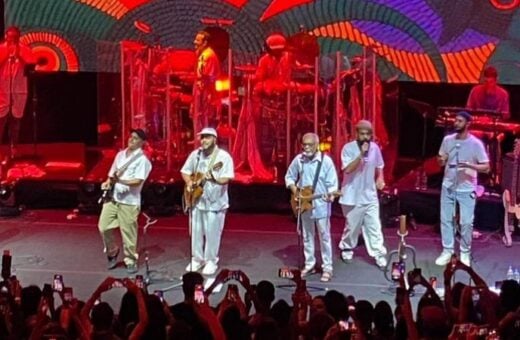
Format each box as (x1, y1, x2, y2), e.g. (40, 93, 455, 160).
(194, 284, 204, 304)
(53, 274, 64, 292)
(429, 276, 437, 289)
(391, 262, 404, 281)
(226, 284, 239, 301)
(154, 290, 164, 302)
(135, 275, 144, 289)
(63, 287, 73, 302)
(111, 279, 125, 288)
(472, 288, 480, 305)
(450, 254, 458, 269)
(411, 268, 422, 284)
(495, 281, 503, 290)
(278, 268, 294, 279)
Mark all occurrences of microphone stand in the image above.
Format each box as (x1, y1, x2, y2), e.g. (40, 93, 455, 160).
(141, 212, 182, 290)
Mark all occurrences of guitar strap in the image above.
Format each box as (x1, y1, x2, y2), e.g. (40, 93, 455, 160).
(194, 146, 219, 173)
(115, 149, 144, 177)
(311, 152, 324, 192)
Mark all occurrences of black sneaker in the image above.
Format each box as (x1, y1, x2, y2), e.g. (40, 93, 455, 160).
(126, 263, 138, 274)
(107, 249, 120, 270)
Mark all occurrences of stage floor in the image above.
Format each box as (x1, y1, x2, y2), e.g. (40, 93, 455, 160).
(0, 210, 516, 311)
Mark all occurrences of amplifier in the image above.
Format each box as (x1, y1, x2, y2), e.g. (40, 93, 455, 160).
(502, 152, 520, 203)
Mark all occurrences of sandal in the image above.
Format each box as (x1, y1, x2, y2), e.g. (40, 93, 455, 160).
(320, 271, 332, 282)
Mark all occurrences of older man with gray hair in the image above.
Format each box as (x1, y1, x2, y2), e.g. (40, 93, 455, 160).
(285, 132, 339, 282)
(338, 120, 387, 269)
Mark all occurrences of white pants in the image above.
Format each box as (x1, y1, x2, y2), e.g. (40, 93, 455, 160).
(339, 203, 387, 258)
(301, 213, 333, 273)
(191, 208, 226, 265)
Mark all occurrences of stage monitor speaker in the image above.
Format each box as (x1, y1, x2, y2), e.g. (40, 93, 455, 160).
(502, 152, 520, 202)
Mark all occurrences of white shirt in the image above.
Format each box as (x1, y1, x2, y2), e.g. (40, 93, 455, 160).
(285, 152, 339, 219)
(438, 133, 488, 192)
(108, 148, 152, 206)
(339, 141, 384, 206)
(181, 147, 234, 211)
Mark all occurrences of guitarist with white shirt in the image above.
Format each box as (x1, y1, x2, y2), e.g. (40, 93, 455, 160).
(98, 129, 152, 274)
(285, 133, 339, 282)
(181, 127, 234, 276)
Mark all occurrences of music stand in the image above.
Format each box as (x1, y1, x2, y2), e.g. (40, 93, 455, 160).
(408, 98, 436, 188)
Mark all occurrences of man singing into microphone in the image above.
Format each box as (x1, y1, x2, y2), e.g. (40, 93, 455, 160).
(338, 120, 388, 269)
(0, 26, 35, 158)
(435, 111, 489, 267)
(285, 133, 338, 282)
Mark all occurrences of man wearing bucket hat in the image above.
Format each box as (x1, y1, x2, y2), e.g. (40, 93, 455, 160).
(338, 120, 388, 269)
(181, 127, 234, 275)
(435, 111, 489, 267)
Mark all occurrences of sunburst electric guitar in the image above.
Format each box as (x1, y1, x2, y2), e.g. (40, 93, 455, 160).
(502, 139, 520, 247)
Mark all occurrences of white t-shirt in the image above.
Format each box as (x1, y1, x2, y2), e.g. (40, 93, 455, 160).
(108, 148, 152, 206)
(181, 147, 234, 211)
(339, 140, 384, 206)
(438, 133, 489, 192)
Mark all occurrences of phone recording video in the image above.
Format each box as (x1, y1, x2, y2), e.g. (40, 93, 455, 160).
(194, 284, 204, 304)
(471, 288, 480, 305)
(411, 268, 422, 284)
(135, 275, 144, 289)
(53, 274, 64, 292)
(226, 284, 239, 301)
(395, 287, 406, 305)
(278, 267, 294, 279)
(229, 270, 241, 281)
(391, 262, 404, 281)
(63, 287, 73, 302)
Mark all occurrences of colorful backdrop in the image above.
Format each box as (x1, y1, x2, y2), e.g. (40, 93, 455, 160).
(6, 0, 520, 83)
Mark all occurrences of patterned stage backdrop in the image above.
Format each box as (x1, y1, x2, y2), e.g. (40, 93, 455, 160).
(5, 0, 520, 84)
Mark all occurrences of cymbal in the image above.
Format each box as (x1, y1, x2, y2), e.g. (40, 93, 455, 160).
(235, 64, 257, 73)
(288, 31, 319, 66)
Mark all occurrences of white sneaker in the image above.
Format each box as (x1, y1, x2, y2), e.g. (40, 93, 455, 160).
(341, 251, 354, 262)
(202, 262, 218, 275)
(435, 251, 453, 266)
(460, 252, 471, 267)
(185, 260, 204, 272)
(375, 255, 387, 269)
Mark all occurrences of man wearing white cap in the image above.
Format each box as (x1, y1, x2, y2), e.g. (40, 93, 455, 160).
(338, 120, 388, 269)
(181, 127, 234, 275)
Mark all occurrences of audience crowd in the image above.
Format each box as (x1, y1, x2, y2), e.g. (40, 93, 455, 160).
(0, 257, 519, 339)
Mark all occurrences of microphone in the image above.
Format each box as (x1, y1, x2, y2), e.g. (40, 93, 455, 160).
(455, 143, 460, 149)
(363, 141, 370, 161)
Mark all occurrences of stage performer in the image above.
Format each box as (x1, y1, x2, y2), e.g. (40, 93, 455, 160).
(285, 133, 338, 282)
(232, 34, 291, 181)
(338, 120, 388, 269)
(181, 127, 234, 275)
(98, 129, 152, 274)
(192, 31, 221, 138)
(435, 111, 489, 267)
(466, 66, 510, 119)
(0, 26, 35, 158)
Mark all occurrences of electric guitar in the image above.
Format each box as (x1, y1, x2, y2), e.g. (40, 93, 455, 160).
(183, 161, 223, 211)
(502, 139, 520, 247)
(290, 186, 341, 216)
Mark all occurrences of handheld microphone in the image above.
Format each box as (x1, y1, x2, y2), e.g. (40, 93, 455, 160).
(1, 250, 11, 280)
(363, 141, 370, 161)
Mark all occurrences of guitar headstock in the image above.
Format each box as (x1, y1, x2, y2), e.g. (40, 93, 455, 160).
(514, 139, 520, 158)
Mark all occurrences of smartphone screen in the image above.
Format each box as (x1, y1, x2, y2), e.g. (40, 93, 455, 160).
(194, 284, 204, 304)
(226, 284, 238, 301)
(278, 268, 294, 279)
(135, 275, 144, 289)
(53, 274, 64, 292)
(63, 287, 73, 302)
(391, 262, 402, 281)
